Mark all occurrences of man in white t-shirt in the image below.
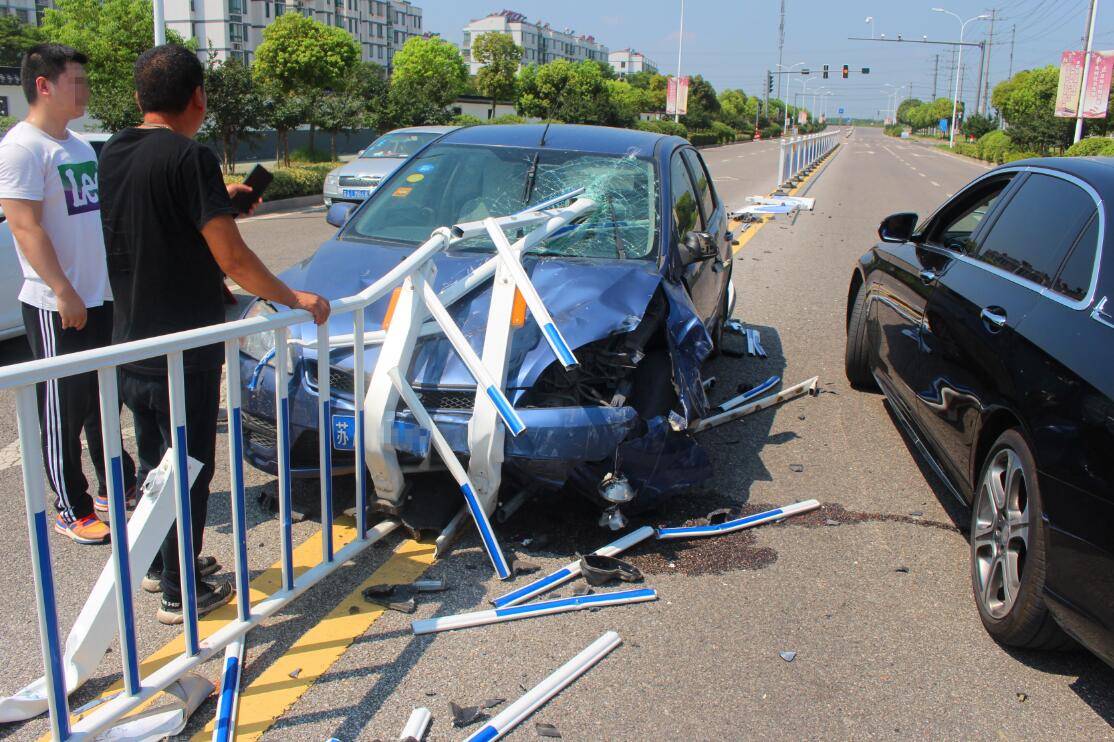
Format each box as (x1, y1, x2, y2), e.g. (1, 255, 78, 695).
(0, 44, 135, 545)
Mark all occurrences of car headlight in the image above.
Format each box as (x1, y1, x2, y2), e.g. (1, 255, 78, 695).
(324, 173, 340, 193)
(240, 301, 295, 374)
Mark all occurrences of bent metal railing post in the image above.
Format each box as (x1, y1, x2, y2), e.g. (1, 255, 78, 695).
(0, 189, 592, 740)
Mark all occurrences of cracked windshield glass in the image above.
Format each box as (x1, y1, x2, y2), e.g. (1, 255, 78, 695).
(345, 144, 657, 259)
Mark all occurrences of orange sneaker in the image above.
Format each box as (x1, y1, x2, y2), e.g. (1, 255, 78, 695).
(54, 514, 111, 545)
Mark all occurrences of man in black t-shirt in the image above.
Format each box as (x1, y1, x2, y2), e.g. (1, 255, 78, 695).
(99, 45, 329, 625)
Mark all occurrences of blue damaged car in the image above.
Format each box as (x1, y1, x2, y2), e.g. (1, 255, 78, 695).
(237, 124, 734, 517)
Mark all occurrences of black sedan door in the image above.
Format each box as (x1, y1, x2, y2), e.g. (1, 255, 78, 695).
(682, 148, 730, 322)
(913, 171, 1097, 494)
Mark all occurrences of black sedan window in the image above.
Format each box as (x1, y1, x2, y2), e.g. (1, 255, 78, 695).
(670, 152, 702, 237)
(929, 178, 1012, 253)
(975, 173, 1096, 289)
(1052, 213, 1099, 301)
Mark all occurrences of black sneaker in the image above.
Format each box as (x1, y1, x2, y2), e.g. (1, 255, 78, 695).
(142, 556, 221, 593)
(157, 580, 234, 625)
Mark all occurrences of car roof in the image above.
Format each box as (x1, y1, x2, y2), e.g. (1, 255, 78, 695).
(387, 126, 458, 135)
(437, 123, 669, 158)
(996, 156, 1114, 199)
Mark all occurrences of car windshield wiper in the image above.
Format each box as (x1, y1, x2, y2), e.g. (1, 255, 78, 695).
(521, 152, 540, 204)
(606, 195, 626, 260)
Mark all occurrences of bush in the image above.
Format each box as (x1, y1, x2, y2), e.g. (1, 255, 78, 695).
(1002, 150, 1041, 163)
(760, 122, 782, 139)
(953, 142, 980, 158)
(0, 116, 16, 137)
(451, 113, 484, 127)
(489, 114, 527, 125)
(224, 162, 339, 201)
(688, 130, 719, 146)
(976, 130, 1012, 163)
(635, 119, 689, 138)
(1065, 136, 1114, 157)
(288, 147, 333, 164)
(735, 128, 754, 141)
(883, 124, 904, 137)
(710, 120, 735, 144)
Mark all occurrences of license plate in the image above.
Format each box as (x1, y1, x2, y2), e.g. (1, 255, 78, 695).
(331, 414, 355, 450)
(342, 188, 369, 199)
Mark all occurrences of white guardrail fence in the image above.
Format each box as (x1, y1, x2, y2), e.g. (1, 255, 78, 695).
(0, 188, 594, 740)
(775, 130, 841, 192)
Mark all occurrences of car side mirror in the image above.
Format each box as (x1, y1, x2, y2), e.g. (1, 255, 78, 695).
(878, 212, 918, 243)
(326, 202, 356, 228)
(682, 230, 717, 265)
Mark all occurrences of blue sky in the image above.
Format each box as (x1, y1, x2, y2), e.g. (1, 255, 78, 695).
(420, 0, 1112, 118)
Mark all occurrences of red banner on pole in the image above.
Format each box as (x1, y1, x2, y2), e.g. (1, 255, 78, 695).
(1056, 50, 1114, 118)
(1082, 52, 1114, 119)
(666, 76, 690, 116)
(1056, 51, 1086, 117)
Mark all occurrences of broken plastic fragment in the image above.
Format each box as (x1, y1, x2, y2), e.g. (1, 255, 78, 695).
(514, 560, 542, 576)
(895, 566, 910, 574)
(579, 554, 643, 586)
(667, 410, 688, 431)
(706, 508, 734, 525)
(482, 698, 506, 709)
(599, 506, 628, 531)
(451, 701, 485, 727)
(724, 319, 745, 335)
(363, 584, 396, 597)
(779, 651, 797, 662)
(599, 472, 635, 504)
(536, 722, 563, 738)
(789, 464, 804, 473)
(414, 579, 447, 592)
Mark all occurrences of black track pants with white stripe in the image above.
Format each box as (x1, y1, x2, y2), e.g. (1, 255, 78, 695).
(21, 302, 136, 523)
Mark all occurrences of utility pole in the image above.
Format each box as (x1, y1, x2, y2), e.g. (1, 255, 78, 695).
(933, 54, 940, 99)
(974, 41, 986, 116)
(983, 8, 997, 115)
(1007, 24, 1015, 78)
(1074, 0, 1098, 143)
(776, 0, 786, 104)
(674, 0, 685, 123)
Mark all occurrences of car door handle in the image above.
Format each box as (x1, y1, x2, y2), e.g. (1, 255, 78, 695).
(919, 269, 937, 285)
(980, 306, 1008, 331)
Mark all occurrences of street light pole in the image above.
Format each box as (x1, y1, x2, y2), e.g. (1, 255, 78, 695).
(934, 8, 989, 148)
(1074, 0, 1099, 143)
(154, 0, 166, 44)
(777, 61, 806, 132)
(674, 0, 685, 123)
(866, 16, 875, 39)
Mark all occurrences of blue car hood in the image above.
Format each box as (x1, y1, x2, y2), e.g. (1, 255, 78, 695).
(280, 238, 664, 389)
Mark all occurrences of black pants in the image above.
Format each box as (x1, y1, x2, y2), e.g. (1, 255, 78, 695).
(120, 367, 221, 599)
(22, 302, 136, 523)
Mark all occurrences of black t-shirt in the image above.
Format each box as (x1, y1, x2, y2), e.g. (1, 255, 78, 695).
(100, 128, 238, 373)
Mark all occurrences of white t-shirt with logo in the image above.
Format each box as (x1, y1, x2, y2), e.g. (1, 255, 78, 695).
(0, 121, 110, 310)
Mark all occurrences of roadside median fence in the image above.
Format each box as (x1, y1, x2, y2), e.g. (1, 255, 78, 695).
(775, 130, 841, 192)
(0, 189, 595, 740)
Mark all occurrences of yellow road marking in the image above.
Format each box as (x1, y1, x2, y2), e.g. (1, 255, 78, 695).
(191, 538, 436, 741)
(43, 518, 370, 740)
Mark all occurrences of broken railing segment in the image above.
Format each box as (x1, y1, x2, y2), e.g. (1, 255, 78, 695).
(461, 631, 622, 742)
(411, 588, 657, 635)
(399, 706, 432, 741)
(388, 368, 513, 580)
(714, 375, 780, 414)
(692, 376, 820, 434)
(491, 526, 655, 608)
(656, 499, 821, 540)
(211, 638, 244, 742)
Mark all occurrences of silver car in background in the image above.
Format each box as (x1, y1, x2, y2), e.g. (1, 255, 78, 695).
(322, 126, 457, 206)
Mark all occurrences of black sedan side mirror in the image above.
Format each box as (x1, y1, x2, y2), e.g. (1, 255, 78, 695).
(682, 231, 717, 265)
(326, 202, 356, 228)
(878, 212, 918, 243)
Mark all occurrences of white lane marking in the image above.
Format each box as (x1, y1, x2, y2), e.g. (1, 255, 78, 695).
(0, 426, 137, 473)
(931, 181, 941, 187)
(717, 175, 739, 181)
(919, 172, 926, 177)
(239, 205, 325, 223)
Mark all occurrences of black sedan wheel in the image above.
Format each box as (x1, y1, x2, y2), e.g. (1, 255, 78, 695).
(970, 429, 1071, 649)
(844, 280, 877, 390)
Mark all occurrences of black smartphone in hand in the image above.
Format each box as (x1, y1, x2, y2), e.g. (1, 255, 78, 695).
(232, 164, 273, 214)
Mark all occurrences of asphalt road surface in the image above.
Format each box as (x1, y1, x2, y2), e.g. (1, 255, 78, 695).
(0, 127, 1110, 741)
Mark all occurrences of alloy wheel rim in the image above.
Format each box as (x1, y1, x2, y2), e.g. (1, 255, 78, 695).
(972, 447, 1030, 619)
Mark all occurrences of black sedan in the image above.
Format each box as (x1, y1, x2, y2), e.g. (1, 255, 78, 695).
(844, 157, 1113, 667)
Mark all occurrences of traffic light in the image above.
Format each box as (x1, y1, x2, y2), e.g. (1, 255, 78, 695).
(861, 67, 870, 75)
(842, 64, 849, 79)
(823, 64, 829, 79)
(767, 72, 773, 94)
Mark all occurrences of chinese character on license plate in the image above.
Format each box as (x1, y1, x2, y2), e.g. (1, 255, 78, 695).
(342, 188, 368, 199)
(332, 414, 355, 450)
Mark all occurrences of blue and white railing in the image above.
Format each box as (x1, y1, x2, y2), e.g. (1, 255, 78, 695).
(776, 130, 841, 192)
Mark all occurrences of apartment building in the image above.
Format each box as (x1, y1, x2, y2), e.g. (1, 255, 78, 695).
(461, 10, 608, 76)
(608, 48, 657, 78)
(0, 0, 46, 25)
(165, 0, 423, 69)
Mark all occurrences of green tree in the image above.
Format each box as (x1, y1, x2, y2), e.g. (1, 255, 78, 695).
(252, 12, 359, 163)
(0, 15, 44, 66)
(679, 75, 719, 130)
(718, 88, 749, 130)
(896, 97, 923, 126)
(992, 66, 1072, 153)
(605, 78, 653, 127)
(258, 85, 307, 165)
(517, 59, 612, 124)
(41, 0, 192, 131)
(472, 32, 522, 119)
(202, 51, 265, 173)
(961, 113, 997, 140)
(620, 70, 667, 111)
(387, 36, 468, 127)
(315, 61, 387, 160)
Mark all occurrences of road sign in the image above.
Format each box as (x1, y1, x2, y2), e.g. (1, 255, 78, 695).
(838, 107, 844, 114)
(939, 118, 949, 132)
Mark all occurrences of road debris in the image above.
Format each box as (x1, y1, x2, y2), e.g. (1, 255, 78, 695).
(895, 567, 910, 574)
(461, 632, 622, 742)
(692, 376, 820, 434)
(536, 722, 562, 737)
(412, 589, 657, 635)
(399, 706, 431, 740)
(492, 526, 655, 608)
(656, 500, 821, 540)
(579, 554, 643, 586)
(362, 585, 419, 614)
(451, 701, 485, 727)
(779, 651, 798, 662)
(714, 376, 780, 414)
(211, 638, 245, 742)
(483, 698, 506, 709)
(789, 464, 804, 473)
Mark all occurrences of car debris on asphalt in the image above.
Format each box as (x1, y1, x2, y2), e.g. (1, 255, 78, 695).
(656, 500, 820, 540)
(399, 706, 431, 740)
(579, 554, 643, 586)
(411, 589, 658, 635)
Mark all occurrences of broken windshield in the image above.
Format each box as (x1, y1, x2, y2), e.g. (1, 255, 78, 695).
(344, 143, 658, 260)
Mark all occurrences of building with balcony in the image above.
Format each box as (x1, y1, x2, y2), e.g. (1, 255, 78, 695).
(461, 10, 608, 76)
(165, 0, 423, 69)
(608, 48, 657, 78)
